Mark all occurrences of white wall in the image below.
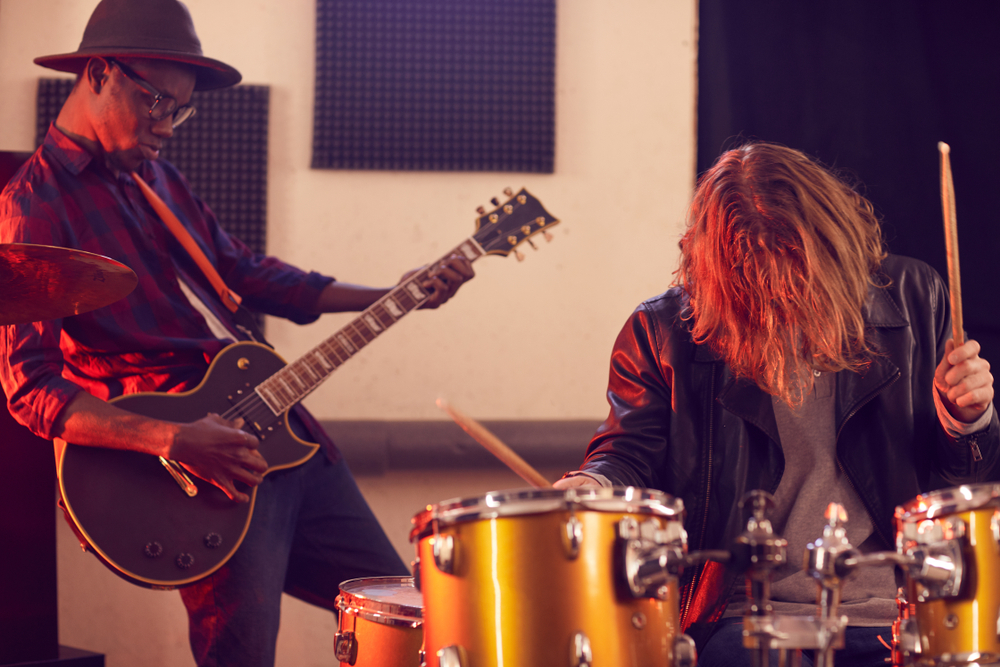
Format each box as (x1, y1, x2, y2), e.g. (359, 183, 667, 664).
(0, 0, 697, 665)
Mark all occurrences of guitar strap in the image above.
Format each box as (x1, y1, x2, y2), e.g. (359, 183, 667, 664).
(130, 171, 270, 346)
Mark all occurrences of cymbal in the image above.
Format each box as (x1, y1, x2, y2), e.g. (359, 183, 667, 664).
(0, 243, 138, 325)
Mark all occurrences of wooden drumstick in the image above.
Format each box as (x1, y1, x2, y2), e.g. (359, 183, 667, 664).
(939, 142, 965, 346)
(436, 398, 551, 488)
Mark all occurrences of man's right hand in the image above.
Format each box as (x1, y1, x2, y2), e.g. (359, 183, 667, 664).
(552, 474, 602, 490)
(170, 414, 268, 502)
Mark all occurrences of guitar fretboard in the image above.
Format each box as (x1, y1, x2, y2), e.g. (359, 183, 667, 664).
(255, 238, 484, 414)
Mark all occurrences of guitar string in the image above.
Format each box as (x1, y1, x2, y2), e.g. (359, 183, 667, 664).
(202, 234, 512, 439)
(212, 277, 435, 431)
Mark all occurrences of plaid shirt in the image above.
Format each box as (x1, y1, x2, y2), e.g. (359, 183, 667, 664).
(1, 125, 335, 447)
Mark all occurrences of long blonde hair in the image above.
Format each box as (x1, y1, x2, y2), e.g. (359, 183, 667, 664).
(677, 143, 887, 405)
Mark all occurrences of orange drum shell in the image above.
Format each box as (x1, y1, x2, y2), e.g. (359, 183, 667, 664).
(338, 614, 423, 667)
(337, 577, 423, 667)
(907, 507, 1000, 663)
(416, 509, 679, 667)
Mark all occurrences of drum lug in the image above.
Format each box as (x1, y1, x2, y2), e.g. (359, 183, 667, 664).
(433, 535, 455, 575)
(992, 509, 1000, 547)
(906, 538, 964, 600)
(618, 517, 687, 597)
(569, 631, 593, 667)
(412, 557, 422, 590)
(562, 515, 583, 560)
(437, 644, 468, 667)
(673, 633, 698, 667)
(333, 630, 358, 666)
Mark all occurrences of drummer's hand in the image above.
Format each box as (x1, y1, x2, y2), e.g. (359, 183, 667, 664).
(552, 474, 602, 490)
(935, 338, 994, 423)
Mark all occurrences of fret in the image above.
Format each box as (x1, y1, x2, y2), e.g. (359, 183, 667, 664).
(378, 305, 396, 326)
(383, 296, 404, 318)
(393, 288, 417, 311)
(277, 377, 296, 401)
(344, 324, 367, 349)
(296, 361, 319, 383)
(352, 320, 376, 343)
(312, 350, 334, 372)
(362, 313, 383, 333)
(334, 333, 355, 355)
(373, 303, 396, 326)
(283, 370, 305, 393)
(257, 385, 282, 414)
(329, 343, 351, 365)
(404, 281, 427, 302)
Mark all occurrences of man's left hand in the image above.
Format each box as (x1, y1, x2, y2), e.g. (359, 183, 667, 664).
(401, 253, 475, 309)
(935, 338, 995, 423)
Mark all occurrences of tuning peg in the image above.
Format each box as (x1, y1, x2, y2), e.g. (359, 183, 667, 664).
(476, 206, 486, 216)
(503, 187, 513, 197)
(543, 230, 553, 242)
(514, 249, 524, 262)
(527, 238, 537, 250)
(491, 197, 500, 207)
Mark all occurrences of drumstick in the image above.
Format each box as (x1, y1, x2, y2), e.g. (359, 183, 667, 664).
(436, 398, 551, 488)
(939, 142, 965, 346)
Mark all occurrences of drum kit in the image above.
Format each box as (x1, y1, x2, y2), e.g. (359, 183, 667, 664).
(334, 483, 1000, 667)
(1, 233, 996, 667)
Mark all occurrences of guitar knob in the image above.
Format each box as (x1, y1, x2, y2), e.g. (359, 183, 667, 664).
(144, 541, 163, 558)
(204, 533, 223, 549)
(503, 187, 513, 197)
(176, 553, 195, 569)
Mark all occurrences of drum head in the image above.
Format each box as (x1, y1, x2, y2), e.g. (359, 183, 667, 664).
(896, 483, 1000, 522)
(337, 576, 422, 626)
(410, 486, 683, 542)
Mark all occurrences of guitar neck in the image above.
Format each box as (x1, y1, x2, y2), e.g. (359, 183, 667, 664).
(255, 237, 486, 414)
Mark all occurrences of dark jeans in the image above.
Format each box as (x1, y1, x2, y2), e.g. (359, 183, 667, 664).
(698, 617, 892, 667)
(179, 454, 409, 667)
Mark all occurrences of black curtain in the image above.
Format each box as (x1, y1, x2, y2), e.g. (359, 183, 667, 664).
(698, 0, 1000, 364)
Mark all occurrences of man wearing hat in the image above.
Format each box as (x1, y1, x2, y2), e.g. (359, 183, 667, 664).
(0, 0, 473, 664)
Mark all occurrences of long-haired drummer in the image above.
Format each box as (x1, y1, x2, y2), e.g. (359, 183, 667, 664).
(554, 142, 999, 667)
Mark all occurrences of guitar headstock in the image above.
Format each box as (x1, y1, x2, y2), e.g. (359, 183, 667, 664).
(472, 188, 559, 258)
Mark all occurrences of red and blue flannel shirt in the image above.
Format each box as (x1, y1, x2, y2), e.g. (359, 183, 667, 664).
(1, 124, 336, 451)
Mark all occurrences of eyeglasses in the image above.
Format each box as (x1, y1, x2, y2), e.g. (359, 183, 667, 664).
(109, 58, 197, 128)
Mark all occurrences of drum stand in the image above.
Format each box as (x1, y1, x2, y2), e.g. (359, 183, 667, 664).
(736, 490, 971, 667)
(736, 492, 850, 667)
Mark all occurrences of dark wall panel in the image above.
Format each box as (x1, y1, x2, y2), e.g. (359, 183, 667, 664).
(698, 0, 1000, 363)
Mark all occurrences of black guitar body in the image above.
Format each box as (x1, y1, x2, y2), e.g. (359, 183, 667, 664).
(58, 342, 319, 588)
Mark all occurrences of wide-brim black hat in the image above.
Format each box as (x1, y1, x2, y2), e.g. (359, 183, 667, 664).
(34, 0, 241, 91)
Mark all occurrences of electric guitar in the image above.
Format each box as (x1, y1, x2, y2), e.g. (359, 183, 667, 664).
(58, 188, 559, 588)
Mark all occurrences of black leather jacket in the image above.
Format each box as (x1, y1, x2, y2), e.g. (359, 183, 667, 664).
(579, 255, 1000, 647)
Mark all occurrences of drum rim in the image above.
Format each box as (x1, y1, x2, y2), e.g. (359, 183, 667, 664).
(409, 486, 684, 541)
(895, 483, 1000, 521)
(336, 576, 423, 628)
